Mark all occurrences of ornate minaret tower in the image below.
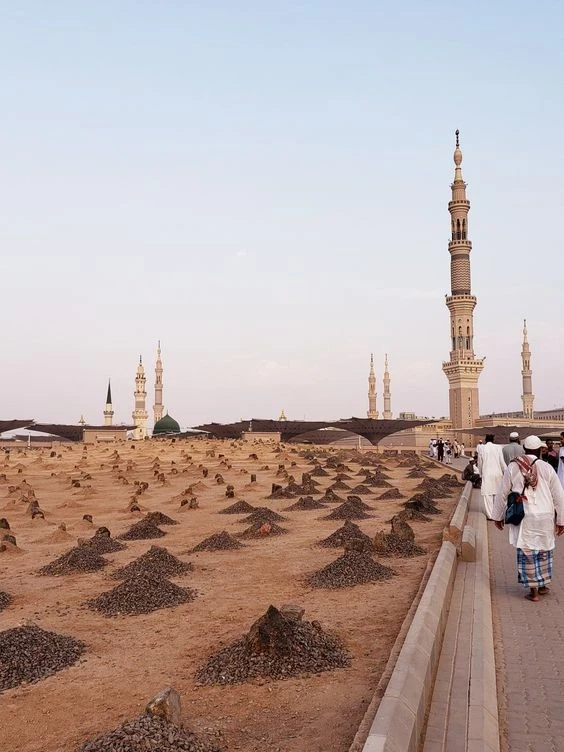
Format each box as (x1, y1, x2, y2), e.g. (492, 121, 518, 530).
(132, 356, 148, 440)
(103, 380, 114, 426)
(367, 354, 378, 418)
(521, 319, 534, 419)
(383, 354, 392, 419)
(153, 341, 164, 426)
(442, 131, 484, 429)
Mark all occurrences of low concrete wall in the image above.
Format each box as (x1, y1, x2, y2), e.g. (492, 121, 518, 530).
(448, 480, 472, 541)
(360, 541, 458, 752)
(356, 482, 471, 752)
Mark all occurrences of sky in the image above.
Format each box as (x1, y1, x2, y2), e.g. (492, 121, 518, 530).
(2, 1, 564, 427)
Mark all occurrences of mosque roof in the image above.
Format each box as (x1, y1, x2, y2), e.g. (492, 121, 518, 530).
(153, 413, 181, 435)
(0, 420, 35, 433)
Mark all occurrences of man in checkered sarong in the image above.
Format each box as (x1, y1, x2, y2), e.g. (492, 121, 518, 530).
(492, 436, 564, 602)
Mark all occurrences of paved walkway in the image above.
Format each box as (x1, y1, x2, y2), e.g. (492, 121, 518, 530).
(490, 516, 564, 752)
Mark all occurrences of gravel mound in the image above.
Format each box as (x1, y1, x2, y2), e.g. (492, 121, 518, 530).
(404, 493, 441, 515)
(86, 574, 195, 616)
(0, 592, 12, 612)
(321, 498, 373, 520)
(407, 468, 429, 478)
(378, 488, 405, 500)
(112, 546, 193, 580)
(307, 550, 394, 588)
(328, 480, 351, 491)
(196, 605, 349, 685)
(218, 501, 256, 514)
(0, 625, 86, 691)
(310, 466, 330, 477)
(373, 534, 426, 557)
(239, 507, 287, 525)
(350, 484, 372, 494)
(83, 528, 126, 554)
(363, 477, 392, 488)
(39, 546, 108, 576)
(192, 531, 244, 551)
(318, 520, 372, 548)
(118, 519, 166, 541)
(284, 496, 327, 511)
(79, 713, 222, 752)
(238, 522, 288, 538)
(415, 479, 451, 497)
(145, 511, 179, 526)
(322, 490, 345, 503)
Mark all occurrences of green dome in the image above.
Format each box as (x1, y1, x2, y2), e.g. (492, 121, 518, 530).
(153, 413, 181, 435)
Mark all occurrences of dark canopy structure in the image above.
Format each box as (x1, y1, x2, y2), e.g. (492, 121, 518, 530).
(466, 425, 564, 445)
(0, 420, 34, 433)
(193, 417, 434, 445)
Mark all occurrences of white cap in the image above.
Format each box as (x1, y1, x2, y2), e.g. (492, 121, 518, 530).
(523, 435, 547, 451)
(509, 431, 519, 440)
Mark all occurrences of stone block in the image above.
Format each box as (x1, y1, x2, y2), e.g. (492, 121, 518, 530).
(461, 525, 476, 562)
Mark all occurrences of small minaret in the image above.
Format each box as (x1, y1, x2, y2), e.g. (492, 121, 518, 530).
(153, 341, 164, 426)
(367, 354, 378, 418)
(132, 356, 148, 440)
(278, 409, 288, 421)
(103, 380, 114, 426)
(383, 353, 393, 419)
(521, 319, 534, 419)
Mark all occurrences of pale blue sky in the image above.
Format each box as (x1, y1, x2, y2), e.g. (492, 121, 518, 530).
(2, 1, 563, 425)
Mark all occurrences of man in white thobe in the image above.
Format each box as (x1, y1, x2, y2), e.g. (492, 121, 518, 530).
(477, 434, 506, 519)
(493, 435, 564, 601)
(558, 432, 564, 489)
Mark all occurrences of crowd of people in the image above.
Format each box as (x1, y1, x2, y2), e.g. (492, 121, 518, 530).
(428, 438, 465, 464)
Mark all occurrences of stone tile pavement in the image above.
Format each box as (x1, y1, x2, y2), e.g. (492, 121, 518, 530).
(490, 520, 564, 752)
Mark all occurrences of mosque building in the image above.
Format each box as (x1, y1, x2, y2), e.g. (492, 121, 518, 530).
(129, 344, 181, 439)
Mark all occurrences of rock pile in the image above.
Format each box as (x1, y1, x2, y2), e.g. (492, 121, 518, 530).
(191, 531, 244, 552)
(307, 550, 394, 588)
(145, 511, 179, 526)
(87, 574, 196, 616)
(322, 497, 373, 520)
(118, 519, 166, 541)
(238, 522, 288, 538)
(404, 492, 441, 515)
(284, 496, 327, 511)
(196, 605, 349, 685)
(0, 591, 12, 612)
(39, 546, 108, 576)
(112, 546, 193, 580)
(79, 713, 221, 752)
(83, 527, 126, 554)
(373, 516, 426, 557)
(218, 500, 255, 514)
(239, 507, 287, 525)
(0, 624, 86, 691)
(318, 520, 372, 549)
(378, 487, 405, 500)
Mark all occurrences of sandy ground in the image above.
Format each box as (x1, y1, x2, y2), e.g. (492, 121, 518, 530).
(0, 440, 460, 752)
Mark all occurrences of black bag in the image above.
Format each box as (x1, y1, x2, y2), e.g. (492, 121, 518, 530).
(504, 458, 538, 526)
(504, 491, 526, 525)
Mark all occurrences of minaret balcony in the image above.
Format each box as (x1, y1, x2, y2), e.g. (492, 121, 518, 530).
(448, 239, 472, 249)
(448, 199, 470, 209)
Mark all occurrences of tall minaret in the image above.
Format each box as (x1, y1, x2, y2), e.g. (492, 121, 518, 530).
(383, 354, 392, 419)
(103, 380, 114, 426)
(521, 319, 534, 419)
(442, 130, 485, 429)
(132, 356, 148, 440)
(367, 354, 378, 418)
(153, 341, 164, 426)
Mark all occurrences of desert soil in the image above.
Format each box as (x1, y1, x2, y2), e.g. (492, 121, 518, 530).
(0, 440, 460, 752)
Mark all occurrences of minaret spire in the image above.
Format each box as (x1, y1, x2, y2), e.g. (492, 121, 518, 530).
(103, 379, 114, 426)
(442, 130, 484, 429)
(153, 341, 164, 426)
(521, 319, 534, 419)
(382, 354, 392, 419)
(367, 353, 378, 418)
(132, 357, 148, 439)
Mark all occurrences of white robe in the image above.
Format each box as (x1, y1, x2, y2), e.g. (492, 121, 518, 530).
(558, 447, 564, 489)
(492, 456, 564, 551)
(477, 442, 506, 517)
